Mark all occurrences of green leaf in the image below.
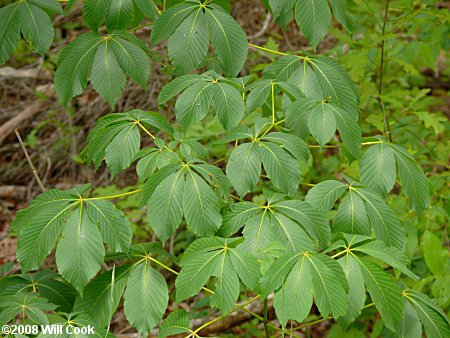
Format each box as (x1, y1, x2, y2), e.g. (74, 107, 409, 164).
(168, 8, 209, 74)
(90, 41, 127, 107)
(274, 200, 330, 247)
(175, 250, 222, 302)
(353, 187, 405, 249)
(334, 191, 370, 235)
(158, 309, 191, 338)
(219, 201, 262, 236)
(0, 293, 56, 325)
(387, 143, 431, 213)
(213, 81, 245, 129)
(338, 254, 365, 324)
(246, 80, 272, 113)
(106, 0, 135, 31)
(150, 1, 198, 44)
(226, 142, 261, 197)
(263, 55, 301, 81)
(329, 0, 354, 32)
(269, 0, 295, 29)
(395, 300, 422, 338)
(228, 247, 261, 291)
(273, 255, 313, 326)
(85, 200, 132, 252)
(55, 32, 103, 105)
(353, 255, 403, 331)
(134, 0, 158, 21)
(309, 56, 359, 116)
(73, 265, 132, 326)
(110, 35, 150, 88)
(259, 141, 301, 195)
(305, 180, 347, 213)
(55, 208, 105, 294)
(327, 103, 362, 158)
(105, 123, 140, 177)
(360, 143, 396, 195)
(83, 0, 109, 31)
(262, 132, 310, 163)
(260, 253, 301, 298)
(141, 164, 181, 204)
(405, 290, 450, 338)
(422, 231, 447, 276)
(307, 102, 336, 147)
(19, 1, 54, 56)
(210, 254, 240, 313)
(243, 211, 282, 255)
(158, 74, 205, 106)
(15, 190, 77, 271)
(295, 0, 331, 50)
(183, 170, 222, 236)
(174, 81, 215, 126)
(307, 252, 348, 319)
(148, 171, 185, 243)
(124, 262, 168, 336)
(205, 4, 248, 76)
(285, 97, 319, 139)
(28, 0, 63, 14)
(0, 3, 20, 65)
(353, 240, 419, 280)
(270, 212, 314, 252)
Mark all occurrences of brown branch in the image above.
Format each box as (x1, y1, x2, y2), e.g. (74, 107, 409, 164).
(14, 129, 45, 192)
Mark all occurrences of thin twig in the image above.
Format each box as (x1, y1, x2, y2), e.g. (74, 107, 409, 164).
(378, 0, 392, 142)
(15, 129, 45, 192)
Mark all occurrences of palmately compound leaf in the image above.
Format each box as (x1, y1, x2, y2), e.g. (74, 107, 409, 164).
(55, 31, 150, 106)
(0, 292, 57, 325)
(352, 255, 403, 331)
(387, 143, 431, 213)
(360, 142, 396, 195)
(176, 238, 260, 313)
(0, 0, 62, 65)
(83, 0, 157, 31)
(73, 265, 132, 327)
(14, 190, 78, 272)
(226, 142, 261, 197)
(82, 110, 172, 175)
(152, 2, 247, 76)
(266, 252, 348, 323)
(165, 71, 245, 129)
(124, 261, 168, 336)
(55, 207, 105, 295)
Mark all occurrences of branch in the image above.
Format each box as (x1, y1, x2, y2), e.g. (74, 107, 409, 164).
(14, 129, 45, 192)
